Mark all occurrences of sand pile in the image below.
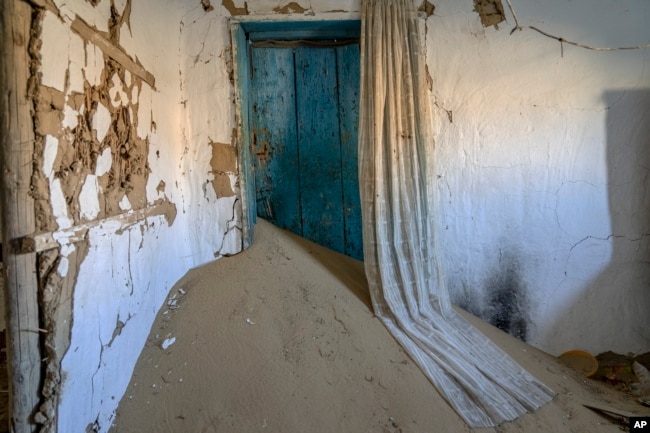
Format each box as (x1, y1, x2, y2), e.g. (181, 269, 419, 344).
(110, 219, 648, 432)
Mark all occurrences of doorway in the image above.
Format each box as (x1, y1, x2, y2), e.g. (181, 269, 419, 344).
(233, 21, 362, 260)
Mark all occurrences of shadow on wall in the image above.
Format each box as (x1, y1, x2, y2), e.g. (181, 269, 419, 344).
(546, 89, 650, 355)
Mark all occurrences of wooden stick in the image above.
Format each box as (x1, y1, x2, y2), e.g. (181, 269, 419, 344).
(69, 15, 156, 89)
(505, 0, 650, 51)
(10, 202, 176, 254)
(27, 0, 156, 89)
(0, 1, 43, 431)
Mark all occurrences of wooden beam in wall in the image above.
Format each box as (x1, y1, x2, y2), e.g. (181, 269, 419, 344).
(69, 15, 156, 90)
(10, 202, 176, 254)
(0, 1, 43, 432)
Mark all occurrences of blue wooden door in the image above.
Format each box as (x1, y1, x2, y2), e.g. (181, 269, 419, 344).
(250, 44, 362, 260)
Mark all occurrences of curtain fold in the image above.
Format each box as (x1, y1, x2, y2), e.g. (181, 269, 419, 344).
(358, 0, 555, 427)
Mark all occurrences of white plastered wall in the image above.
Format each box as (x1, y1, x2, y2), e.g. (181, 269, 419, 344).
(35, 1, 244, 431)
(428, 0, 650, 355)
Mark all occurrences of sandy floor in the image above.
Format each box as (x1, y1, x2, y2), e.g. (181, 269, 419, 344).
(110, 219, 649, 433)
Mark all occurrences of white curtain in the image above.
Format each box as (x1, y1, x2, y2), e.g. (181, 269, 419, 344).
(358, 0, 555, 427)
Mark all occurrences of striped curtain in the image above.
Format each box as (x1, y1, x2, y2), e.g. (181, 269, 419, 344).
(357, 0, 555, 427)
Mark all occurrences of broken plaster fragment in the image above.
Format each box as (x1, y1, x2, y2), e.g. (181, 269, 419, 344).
(40, 11, 70, 91)
(473, 0, 506, 29)
(96, 147, 112, 176)
(109, 73, 129, 107)
(43, 135, 59, 177)
(93, 103, 111, 143)
(221, 0, 248, 16)
(161, 337, 176, 350)
(78, 174, 101, 221)
(119, 195, 132, 211)
(201, 0, 214, 12)
(273, 2, 306, 14)
(418, 0, 435, 17)
(62, 104, 79, 129)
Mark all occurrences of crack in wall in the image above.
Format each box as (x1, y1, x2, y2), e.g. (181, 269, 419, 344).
(214, 197, 242, 257)
(569, 233, 650, 253)
(34, 239, 89, 432)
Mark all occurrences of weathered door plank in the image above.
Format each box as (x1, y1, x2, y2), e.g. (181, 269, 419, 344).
(295, 47, 345, 254)
(250, 47, 301, 234)
(231, 24, 256, 248)
(336, 44, 363, 260)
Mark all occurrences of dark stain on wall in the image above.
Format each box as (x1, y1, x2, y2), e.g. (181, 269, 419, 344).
(484, 254, 530, 341)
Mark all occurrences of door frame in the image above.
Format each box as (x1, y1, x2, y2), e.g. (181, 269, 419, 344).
(229, 15, 361, 249)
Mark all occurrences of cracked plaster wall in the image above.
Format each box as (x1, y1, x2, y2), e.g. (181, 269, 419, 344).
(428, 0, 650, 355)
(29, 0, 245, 431)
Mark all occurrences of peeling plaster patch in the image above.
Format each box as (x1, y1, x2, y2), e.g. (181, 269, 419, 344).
(119, 195, 133, 211)
(210, 141, 237, 198)
(57, 256, 70, 278)
(473, 0, 506, 29)
(201, 0, 215, 12)
(68, 31, 86, 93)
(130, 85, 138, 104)
(41, 11, 70, 90)
(109, 73, 129, 107)
(221, 0, 249, 16)
(418, 0, 435, 17)
(85, 43, 105, 87)
(51, 179, 73, 229)
(95, 147, 112, 176)
(93, 103, 111, 142)
(79, 175, 100, 221)
(153, 199, 178, 227)
(36, 86, 65, 137)
(44, 135, 59, 177)
(62, 104, 79, 129)
(52, 65, 150, 222)
(274, 2, 306, 14)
